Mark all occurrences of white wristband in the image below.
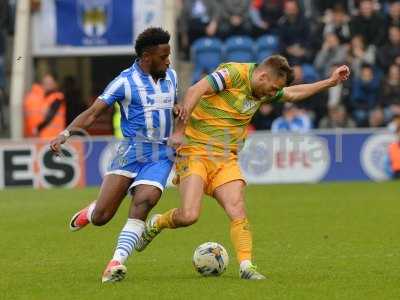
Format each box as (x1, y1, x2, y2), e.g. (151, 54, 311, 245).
(60, 129, 71, 139)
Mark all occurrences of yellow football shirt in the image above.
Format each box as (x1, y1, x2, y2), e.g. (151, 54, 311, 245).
(183, 62, 283, 155)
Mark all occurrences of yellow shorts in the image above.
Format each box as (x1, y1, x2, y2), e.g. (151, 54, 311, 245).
(173, 148, 245, 196)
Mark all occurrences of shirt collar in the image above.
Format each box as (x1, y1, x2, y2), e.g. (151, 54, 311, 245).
(133, 59, 148, 76)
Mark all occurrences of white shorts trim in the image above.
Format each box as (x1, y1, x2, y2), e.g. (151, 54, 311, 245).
(129, 180, 164, 192)
(105, 170, 138, 178)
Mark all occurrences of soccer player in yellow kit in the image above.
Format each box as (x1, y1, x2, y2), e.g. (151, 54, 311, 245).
(135, 55, 350, 279)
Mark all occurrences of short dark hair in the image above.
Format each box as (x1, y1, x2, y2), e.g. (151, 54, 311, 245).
(135, 27, 170, 57)
(260, 55, 294, 85)
(361, 62, 373, 70)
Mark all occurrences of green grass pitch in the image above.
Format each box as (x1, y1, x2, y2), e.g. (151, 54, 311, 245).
(1, 181, 400, 300)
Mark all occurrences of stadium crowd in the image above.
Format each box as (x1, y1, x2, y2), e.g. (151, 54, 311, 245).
(177, 0, 400, 131)
(1, 0, 400, 137)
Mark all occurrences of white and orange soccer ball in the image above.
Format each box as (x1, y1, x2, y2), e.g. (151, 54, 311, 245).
(193, 242, 229, 276)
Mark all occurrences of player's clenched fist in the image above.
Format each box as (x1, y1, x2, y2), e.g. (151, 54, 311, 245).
(330, 65, 350, 86)
(49, 135, 67, 155)
(173, 103, 189, 121)
(168, 131, 184, 149)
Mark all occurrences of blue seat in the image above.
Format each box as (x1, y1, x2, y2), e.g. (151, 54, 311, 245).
(301, 64, 319, 83)
(255, 35, 279, 62)
(191, 37, 223, 82)
(224, 36, 255, 62)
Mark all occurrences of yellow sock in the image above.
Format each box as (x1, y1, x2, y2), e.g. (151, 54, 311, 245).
(155, 208, 177, 229)
(230, 218, 252, 263)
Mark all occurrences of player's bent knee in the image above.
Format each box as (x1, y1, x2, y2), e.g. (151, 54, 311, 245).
(180, 210, 200, 226)
(133, 194, 161, 210)
(144, 196, 160, 208)
(225, 201, 246, 220)
(91, 209, 114, 226)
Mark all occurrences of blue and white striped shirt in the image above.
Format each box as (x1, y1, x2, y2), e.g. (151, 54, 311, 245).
(99, 61, 178, 143)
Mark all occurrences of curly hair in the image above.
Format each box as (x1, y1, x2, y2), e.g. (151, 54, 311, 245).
(135, 27, 170, 57)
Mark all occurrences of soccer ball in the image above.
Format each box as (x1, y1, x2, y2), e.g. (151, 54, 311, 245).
(192, 242, 229, 276)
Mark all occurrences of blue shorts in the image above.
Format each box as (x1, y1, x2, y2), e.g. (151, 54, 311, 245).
(105, 141, 175, 192)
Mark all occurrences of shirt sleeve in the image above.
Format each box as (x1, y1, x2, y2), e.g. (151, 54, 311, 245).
(206, 63, 242, 92)
(268, 89, 285, 103)
(98, 76, 125, 106)
(169, 68, 178, 104)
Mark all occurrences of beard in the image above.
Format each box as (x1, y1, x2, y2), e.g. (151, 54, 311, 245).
(151, 69, 167, 80)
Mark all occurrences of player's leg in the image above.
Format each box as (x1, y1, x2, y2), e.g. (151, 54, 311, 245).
(103, 159, 172, 282)
(162, 173, 205, 227)
(135, 155, 208, 251)
(214, 180, 265, 280)
(136, 174, 205, 252)
(107, 185, 162, 267)
(158, 155, 207, 228)
(70, 140, 138, 231)
(213, 180, 250, 261)
(130, 184, 162, 220)
(69, 174, 132, 231)
(212, 162, 266, 280)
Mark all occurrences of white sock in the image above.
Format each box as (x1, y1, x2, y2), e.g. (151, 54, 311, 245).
(240, 260, 252, 270)
(86, 202, 96, 223)
(112, 218, 145, 264)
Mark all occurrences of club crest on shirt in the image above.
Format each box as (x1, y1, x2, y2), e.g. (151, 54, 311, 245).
(242, 99, 258, 113)
(146, 94, 173, 105)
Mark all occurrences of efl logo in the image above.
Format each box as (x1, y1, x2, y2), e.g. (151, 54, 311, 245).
(239, 133, 330, 184)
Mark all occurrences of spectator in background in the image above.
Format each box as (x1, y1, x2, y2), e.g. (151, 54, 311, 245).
(24, 73, 66, 139)
(388, 113, 400, 132)
(23, 81, 44, 137)
(350, 64, 381, 126)
(377, 26, 400, 72)
(290, 64, 326, 125)
(320, 4, 351, 44)
(350, 0, 385, 46)
(386, 1, 400, 29)
(325, 63, 352, 108)
(278, 0, 311, 64)
(387, 119, 400, 179)
(346, 35, 376, 77)
(313, 0, 353, 14)
(314, 32, 348, 78)
(251, 103, 278, 130)
(319, 104, 356, 128)
(217, 0, 252, 38)
(63, 76, 86, 125)
(179, 0, 220, 57)
(379, 64, 400, 121)
(271, 102, 312, 133)
(249, 0, 284, 36)
(368, 107, 385, 127)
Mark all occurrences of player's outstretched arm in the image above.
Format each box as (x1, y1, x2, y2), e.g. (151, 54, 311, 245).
(282, 65, 350, 102)
(50, 99, 109, 154)
(178, 77, 215, 122)
(168, 78, 214, 148)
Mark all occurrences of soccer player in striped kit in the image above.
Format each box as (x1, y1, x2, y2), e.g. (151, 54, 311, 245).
(50, 27, 180, 283)
(136, 56, 350, 279)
